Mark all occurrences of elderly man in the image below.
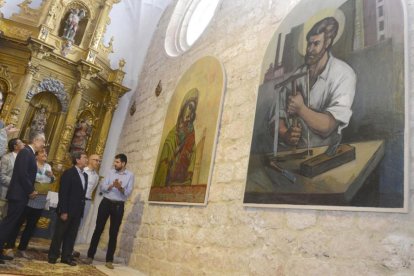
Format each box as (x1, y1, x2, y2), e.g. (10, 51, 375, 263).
(0, 132, 45, 264)
(0, 138, 25, 200)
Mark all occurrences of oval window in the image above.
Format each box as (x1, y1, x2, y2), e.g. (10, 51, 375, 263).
(165, 0, 221, 56)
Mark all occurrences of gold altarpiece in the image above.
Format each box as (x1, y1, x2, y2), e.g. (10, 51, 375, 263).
(0, 0, 129, 176)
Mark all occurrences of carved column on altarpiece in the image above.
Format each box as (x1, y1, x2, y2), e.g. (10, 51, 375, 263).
(13, 38, 54, 130)
(0, 65, 14, 124)
(94, 85, 120, 156)
(53, 81, 87, 167)
(90, 0, 120, 50)
(13, 62, 40, 130)
(85, 0, 119, 62)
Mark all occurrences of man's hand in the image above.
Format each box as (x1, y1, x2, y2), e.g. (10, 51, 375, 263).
(46, 171, 54, 178)
(60, 213, 68, 221)
(114, 179, 124, 193)
(29, 190, 38, 199)
(287, 93, 305, 116)
(113, 179, 121, 189)
(5, 124, 19, 135)
(283, 126, 302, 146)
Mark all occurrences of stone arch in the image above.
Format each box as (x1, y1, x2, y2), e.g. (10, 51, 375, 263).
(26, 78, 69, 112)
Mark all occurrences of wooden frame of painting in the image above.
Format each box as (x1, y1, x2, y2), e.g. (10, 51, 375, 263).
(243, 0, 408, 212)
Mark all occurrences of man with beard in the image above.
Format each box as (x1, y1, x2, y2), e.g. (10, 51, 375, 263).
(278, 17, 356, 148)
(85, 154, 134, 269)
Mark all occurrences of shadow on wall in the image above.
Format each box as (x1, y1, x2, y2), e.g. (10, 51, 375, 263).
(119, 194, 144, 262)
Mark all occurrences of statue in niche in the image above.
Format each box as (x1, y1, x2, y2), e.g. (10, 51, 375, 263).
(23, 106, 48, 141)
(30, 106, 48, 135)
(70, 118, 92, 154)
(62, 8, 86, 41)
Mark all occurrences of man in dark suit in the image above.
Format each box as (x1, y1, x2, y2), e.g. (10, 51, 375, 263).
(0, 132, 45, 263)
(48, 151, 88, 266)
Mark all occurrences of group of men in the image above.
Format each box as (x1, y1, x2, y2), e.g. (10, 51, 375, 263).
(0, 115, 134, 269)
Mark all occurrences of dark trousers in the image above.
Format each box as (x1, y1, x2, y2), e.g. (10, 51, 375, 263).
(48, 214, 81, 261)
(87, 197, 124, 262)
(5, 206, 43, 250)
(0, 200, 26, 253)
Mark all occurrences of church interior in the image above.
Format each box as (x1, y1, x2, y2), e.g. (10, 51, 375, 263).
(1, 0, 414, 275)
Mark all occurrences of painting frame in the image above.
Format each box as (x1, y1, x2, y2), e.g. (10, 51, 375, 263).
(148, 56, 226, 206)
(243, 0, 409, 212)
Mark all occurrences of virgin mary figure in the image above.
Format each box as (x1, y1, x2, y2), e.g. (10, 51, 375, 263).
(153, 88, 199, 187)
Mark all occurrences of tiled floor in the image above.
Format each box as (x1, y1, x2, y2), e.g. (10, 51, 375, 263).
(0, 239, 146, 276)
(94, 262, 146, 276)
(74, 243, 146, 276)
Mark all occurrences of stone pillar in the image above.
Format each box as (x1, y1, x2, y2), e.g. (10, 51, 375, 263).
(53, 81, 87, 167)
(95, 85, 119, 156)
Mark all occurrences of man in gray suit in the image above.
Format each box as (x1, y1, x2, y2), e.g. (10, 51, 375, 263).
(0, 138, 25, 199)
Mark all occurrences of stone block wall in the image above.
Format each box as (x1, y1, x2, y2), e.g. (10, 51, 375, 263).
(114, 0, 414, 275)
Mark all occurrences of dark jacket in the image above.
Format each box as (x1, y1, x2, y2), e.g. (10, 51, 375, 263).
(57, 166, 87, 218)
(6, 145, 37, 202)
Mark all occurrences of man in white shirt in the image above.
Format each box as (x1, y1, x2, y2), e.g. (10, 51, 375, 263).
(278, 17, 356, 148)
(74, 154, 100, 245)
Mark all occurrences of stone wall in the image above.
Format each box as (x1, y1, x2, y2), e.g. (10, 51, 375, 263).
(114, 0, 414, 275)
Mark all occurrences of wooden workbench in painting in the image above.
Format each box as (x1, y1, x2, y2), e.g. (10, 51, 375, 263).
(244, 140, 385, 206)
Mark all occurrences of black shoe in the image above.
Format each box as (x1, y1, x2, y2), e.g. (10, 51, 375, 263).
(61, 259, 77, 266)
(48, 258, 57, 264)
(72, 250, 80, 258)
(0, 254, 13, 261)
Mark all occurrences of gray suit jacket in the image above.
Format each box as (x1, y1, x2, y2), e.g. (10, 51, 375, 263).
(0, 152, 15, 188)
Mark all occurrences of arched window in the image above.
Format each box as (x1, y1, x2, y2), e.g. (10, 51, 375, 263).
(165, 0, 221, 57)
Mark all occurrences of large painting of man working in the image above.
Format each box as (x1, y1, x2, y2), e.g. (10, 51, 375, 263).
(244, 0, 407, 211)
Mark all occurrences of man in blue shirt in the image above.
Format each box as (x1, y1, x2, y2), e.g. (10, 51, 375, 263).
(85, 153, 134, 269)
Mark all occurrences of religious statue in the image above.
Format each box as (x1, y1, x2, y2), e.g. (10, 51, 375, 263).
(70, 118, 92, 154)
(61, 39, 73, 57)
(30, 106, 48, 134)
(62, 8, 86, 41)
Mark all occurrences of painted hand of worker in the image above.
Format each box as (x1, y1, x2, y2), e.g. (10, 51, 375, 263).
(287, 93, 305, 116)
(60, 213, 68, 221)
(284, 125, 302, 145)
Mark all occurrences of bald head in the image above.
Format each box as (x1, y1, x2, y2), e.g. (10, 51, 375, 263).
(87, 154, 101, 170)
